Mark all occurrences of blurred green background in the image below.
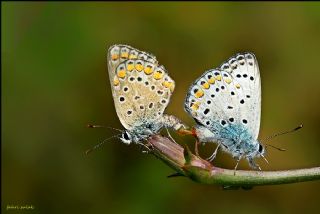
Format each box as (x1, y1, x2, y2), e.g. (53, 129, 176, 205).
(2, 2, 320, 214)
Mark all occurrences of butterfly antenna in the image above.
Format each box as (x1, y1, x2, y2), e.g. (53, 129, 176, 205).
(261, 124, 303, 152)
(85, 134, 121, 155)
(87, 123, 122, 132)
(265, 144, 286, 151)
(261, 124, 303, 143)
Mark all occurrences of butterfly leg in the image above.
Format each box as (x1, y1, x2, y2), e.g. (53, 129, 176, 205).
(194, 140, 200, 156)
(166, 127, 177, 144)
(137, 142, 152, 154)
(233, 156, 242, 176)
(248, 157, 261, 171)
(207, 143, 221, 162)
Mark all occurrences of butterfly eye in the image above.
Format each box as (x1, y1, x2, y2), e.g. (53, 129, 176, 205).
(258, 144, 264, 153)
(123, 132, 130, 141)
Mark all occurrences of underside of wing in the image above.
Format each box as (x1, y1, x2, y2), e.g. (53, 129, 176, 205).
(185, 68, 242, 133)
(219, 53, 261, 139)
(185, 53, 261, 139)
(107, 45, 175, 130)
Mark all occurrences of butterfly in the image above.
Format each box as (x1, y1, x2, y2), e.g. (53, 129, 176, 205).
(184, 52, 265, 170)
(107, 44, 186, 147)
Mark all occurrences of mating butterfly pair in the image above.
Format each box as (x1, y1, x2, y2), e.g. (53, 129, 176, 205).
(104, 44, 296, 170)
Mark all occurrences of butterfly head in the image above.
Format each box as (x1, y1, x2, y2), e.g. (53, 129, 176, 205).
(120, 131, 132, 145)
(119, 124, 159, 145)
(240, 139, 265, 161)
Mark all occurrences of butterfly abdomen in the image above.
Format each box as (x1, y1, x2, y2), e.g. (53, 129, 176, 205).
(161, 114, 187, 131)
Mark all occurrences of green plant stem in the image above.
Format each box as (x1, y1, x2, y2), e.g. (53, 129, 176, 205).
(148, 135, 320, 187)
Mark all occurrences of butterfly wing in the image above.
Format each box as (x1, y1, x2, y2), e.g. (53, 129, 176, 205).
(220, 53, 261, 139)
(107, 44, 175, 131)
(185, 53, 261, 139)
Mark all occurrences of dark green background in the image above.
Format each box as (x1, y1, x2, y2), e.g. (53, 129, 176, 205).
(2, 2, 320, 214)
